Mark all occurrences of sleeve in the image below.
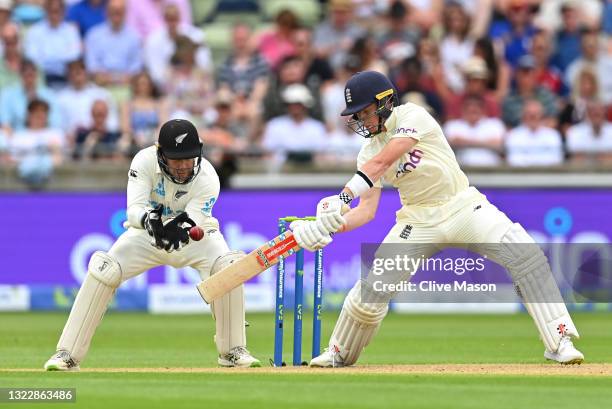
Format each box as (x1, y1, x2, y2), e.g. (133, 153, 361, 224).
(184, 167, 221, 226)
(84, 31, 101, 73)
(357, 145, 383, 188)
(127, 34, 144, 74)
(389, 105, 435, 142)
(65, 24, 82, 63)
(126, 152, 154, 228)
(23, 27, 40, 67)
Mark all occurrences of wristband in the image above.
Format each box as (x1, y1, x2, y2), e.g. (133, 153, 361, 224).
(339, 192, 353, 206)
(345, 171, 373, 199)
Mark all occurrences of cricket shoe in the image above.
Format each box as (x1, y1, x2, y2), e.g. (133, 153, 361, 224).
(544, 336, 584, 365)
(309, 345, 344, 368)
(44, 350, 80, 371)
(218, 346, 261, 368)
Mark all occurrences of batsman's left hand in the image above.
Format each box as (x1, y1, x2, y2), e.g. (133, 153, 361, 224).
(316, 195, 346, 233)
(290, 220, 332, 251)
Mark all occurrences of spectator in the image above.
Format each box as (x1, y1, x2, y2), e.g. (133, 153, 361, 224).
(120, 71, 167, 151)
(85, 0, 142, 87)
(262, 84, 327, 169)
(313, 0, 365, 70)
(164, 35, 213, 128)
(502, 55, 558, 128)
(263, 56, 322, 122)
(0, 0, 13, 56)
(0, 127, 8, 165)
(473, 37, 511, 100)
(439, 2, 474, 93)
(490, 0, 537, 66)
(24, 0, 81, 87)
(550, 1, 583, 75)
(416, 37, 445, 97)
(144, 3, 211, 87)
(294, 28, 334, 91)
(377, 0, 420, 70)
(604, 0, 612, 35)
(440, 56, 500, 120)
(565, 29, 612, 104)
(444, 95, 505, 167)
(531, 30, 564, 96)
(567, 100, 612, 163)
(345, 36, 388, 75)
(0, 23, 26, 89)
(56, 59, 118, 142)
(406, 0, 443, 32)
(73, 99, 121, 160)
(559, 67, 600, 134)
(66, 0, 107, 37)
(257, 9, 299, 71)
(8, 99, 65, 189)
(126, 0, 192, 40)
(0, 60, 60, 133)
(506, 99, 564, 167)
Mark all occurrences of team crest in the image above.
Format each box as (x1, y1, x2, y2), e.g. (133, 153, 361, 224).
(175, 132, 188, 145)
(345, 87, 352, 103)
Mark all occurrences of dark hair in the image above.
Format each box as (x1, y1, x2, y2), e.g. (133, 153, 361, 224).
(27, 98, 50, 113)
(443, 2, 470, 40)
(68, 58, 86, 70)
(130, 71, 161, 99)
(20, 59, 37, 73)
(275, 9, 300, 30)
(389, 0, 407, 20)
(474, 37, 498, 90)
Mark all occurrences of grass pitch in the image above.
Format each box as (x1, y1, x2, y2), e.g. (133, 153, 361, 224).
(1, 312, 611, 408)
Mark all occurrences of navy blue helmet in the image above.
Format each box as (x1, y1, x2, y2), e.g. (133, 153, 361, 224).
(341, 71, 398, 138)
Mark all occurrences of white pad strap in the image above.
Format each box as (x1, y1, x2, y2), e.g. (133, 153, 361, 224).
(57, 251, 122, 362)
(498, 224, 579, 352)
(210, 251, 246, 354)
(329, 280, 389, 365)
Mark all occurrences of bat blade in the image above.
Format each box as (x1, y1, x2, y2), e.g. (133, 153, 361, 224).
(196, 231, 301, 303)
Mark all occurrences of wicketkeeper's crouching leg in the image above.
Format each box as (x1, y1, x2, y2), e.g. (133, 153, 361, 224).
(208, 251, 261, 367)
(44, 251, 121, 371)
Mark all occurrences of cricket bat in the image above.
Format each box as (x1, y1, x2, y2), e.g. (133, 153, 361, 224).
(196, 230, 301, 303)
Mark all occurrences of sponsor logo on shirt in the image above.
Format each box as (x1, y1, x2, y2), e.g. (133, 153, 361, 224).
(129, 169, 138, 178)
(395, 149, 424, 178)
(393, 127, 417, 135)
(174, 190, 188, 200)
(201, 197, 217, 216)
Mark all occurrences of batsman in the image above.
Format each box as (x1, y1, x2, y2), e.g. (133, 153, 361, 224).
(290, 71, 584, 367)
(44, 119, 260, 370)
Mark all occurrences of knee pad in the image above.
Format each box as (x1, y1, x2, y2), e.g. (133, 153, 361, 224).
(211, 250, 246, 276)
(88, 251, 122, 288)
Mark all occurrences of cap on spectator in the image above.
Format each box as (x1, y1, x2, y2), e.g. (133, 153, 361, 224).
(517, 54, 536, 70)
(330, 0, 352, 11)
(282, 84, 314, 107)
(0, 0, 13, 10)
(462, 56, 488, 79)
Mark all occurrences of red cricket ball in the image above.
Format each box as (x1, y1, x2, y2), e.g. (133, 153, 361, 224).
(189, 226, 204, 241)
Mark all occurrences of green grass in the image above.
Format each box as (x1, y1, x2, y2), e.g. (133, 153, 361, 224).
(1, 312, 611, 408)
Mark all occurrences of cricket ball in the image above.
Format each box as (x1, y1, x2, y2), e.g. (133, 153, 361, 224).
(189, 226, 204, 241)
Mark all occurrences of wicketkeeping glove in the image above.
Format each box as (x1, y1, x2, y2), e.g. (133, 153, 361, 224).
(142, 204, 165, 249)
(161, 212, 196, 252)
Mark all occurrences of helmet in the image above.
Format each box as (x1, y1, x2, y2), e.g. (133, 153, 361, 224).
(156, 119, 203, 184)
(341, 71, 398, 138)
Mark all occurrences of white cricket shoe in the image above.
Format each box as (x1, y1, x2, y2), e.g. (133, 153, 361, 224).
(218, 346, 261, 368)
(544, 336, 584, 365)
(309, 346, 344, 368)
(44, 350, 80, 371)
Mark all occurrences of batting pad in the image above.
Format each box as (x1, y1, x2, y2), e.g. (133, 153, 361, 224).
(494, 223, 579, 352)
(329, 280, 389, 365)
(211, 251, 247, 354)
(57, 251, 122, 362)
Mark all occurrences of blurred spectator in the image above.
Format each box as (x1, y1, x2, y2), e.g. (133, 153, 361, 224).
(390, 56, 444, 120)
(126, 0, 192, 40)
(85, 0, 142, 87)
(459, 0, 494, 38)
(0, 128, 7, 165)
(262, 84, 327, 169)
(377, 0, 420, 70)
(346, 36, 388, 75)
(0, 0, 13, 55)
(294, 28, 334, 91)
(558, 67, 600, 133)
(313, 0, 366, 70)
(506, 99, 564, 167)
(565, 29, 612, 104)
(531, 30, 564, 96)
(56, 59, 118, 142)
(535, 0, 602, 32)
(502, 55, 558, 128)
(406, 0, 443, 32)
(444, 94, 505, 166)
(164, 35, 213, 127)
(257, 9, 299, 71)
(490, 0, 537, 66)
(604, 0, 612, 35)
(550, 1, 583, 75)
(0, 60, 60, 133)
(120, 71, 167, 151)
(11, 0, 45, 25)
(473, 37, 511, 100)
(440, 56, 500, 120)
(416, 37, 444, 97)
(567, 100, 612, 163)
(73, 99, 121, 160)
(0, 23, 26, 89)
(145, 3, 211, 87)
(263, 56, 323, 122)
(439, 2, 474, 93)
(8, 99, 65, 189)
(66, 0, 107, 37)
(24, 0, 81, 87)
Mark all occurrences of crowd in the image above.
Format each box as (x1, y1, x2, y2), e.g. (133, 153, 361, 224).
(0, 0, 610, 188)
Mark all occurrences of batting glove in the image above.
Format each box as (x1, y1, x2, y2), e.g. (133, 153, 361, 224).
(290, 220, 333, 252)
(316, 195, 347, 234)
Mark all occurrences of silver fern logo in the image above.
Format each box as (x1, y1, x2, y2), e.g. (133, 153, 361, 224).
(175, 132, 188, 145)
